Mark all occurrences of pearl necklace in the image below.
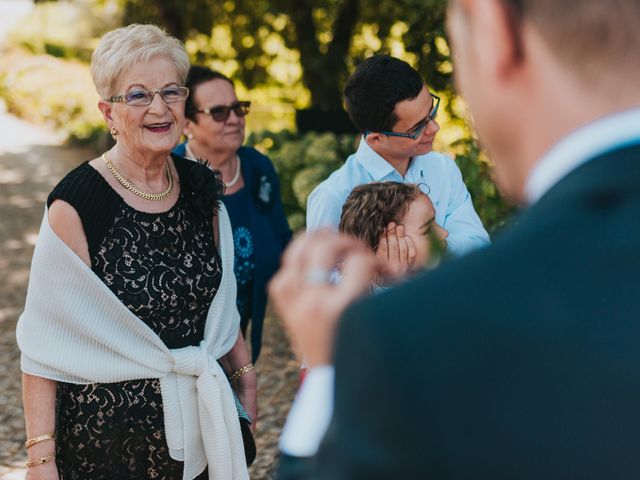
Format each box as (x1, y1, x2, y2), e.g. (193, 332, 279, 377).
(102, 152, 173, 201)
(224, 155, 242, 188)
(185, 142, 241, 188)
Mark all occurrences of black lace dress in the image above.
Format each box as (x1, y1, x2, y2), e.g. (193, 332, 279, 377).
(48, 155, 224, 479)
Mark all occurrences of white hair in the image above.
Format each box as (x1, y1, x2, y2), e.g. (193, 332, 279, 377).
(91, 24, 190, 99)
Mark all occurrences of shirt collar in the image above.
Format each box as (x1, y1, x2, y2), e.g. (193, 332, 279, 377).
(525, 108, 640, 204)
(355, 136, 401, 181)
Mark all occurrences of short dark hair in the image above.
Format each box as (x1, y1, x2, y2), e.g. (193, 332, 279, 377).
(343, 55, 424, 133)
(184, 66, 234, 121)
(339, 182, 424, 250)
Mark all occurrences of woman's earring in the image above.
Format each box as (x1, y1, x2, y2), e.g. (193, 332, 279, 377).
(110, 127, 118, 140)
(187, 133, 194, 140)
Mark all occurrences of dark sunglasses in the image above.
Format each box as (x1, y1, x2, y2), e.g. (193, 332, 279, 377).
(194, 101, 251, 122)
(364, 93, 440, 140)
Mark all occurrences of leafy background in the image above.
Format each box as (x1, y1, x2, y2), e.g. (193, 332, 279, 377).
(0, 0, 515, 233)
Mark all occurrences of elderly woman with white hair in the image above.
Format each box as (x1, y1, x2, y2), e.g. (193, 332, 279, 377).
(17, 24, 255, 480)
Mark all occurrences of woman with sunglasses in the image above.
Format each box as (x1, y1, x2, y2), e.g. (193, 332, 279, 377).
(18, 26, 255, 479)
(174, 66, 292, 363)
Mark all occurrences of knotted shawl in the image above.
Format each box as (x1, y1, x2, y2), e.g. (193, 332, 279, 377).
(16, 204, 249, 480)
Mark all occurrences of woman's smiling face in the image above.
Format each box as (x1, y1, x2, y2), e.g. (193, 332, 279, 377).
(105, 56, 185, 158)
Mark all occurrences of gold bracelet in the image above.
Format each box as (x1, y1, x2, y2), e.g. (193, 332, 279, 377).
(25, 452, 55, 468)
(229, 363, 255, 383)
(25, 432, 56, 449)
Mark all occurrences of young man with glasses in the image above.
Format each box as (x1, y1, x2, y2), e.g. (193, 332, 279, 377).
(306, 55, 490, 263)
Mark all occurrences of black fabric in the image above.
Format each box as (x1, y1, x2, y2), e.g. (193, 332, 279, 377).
(49, 156, 222, 479)
(279, 143, 640, 479)
(240, 417, 257, 466)
(277, 453, 317, 480)
(47, 162, 121, 261)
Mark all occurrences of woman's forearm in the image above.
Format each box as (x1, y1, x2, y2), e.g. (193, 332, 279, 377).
(22, 373, 57, 458)
(221, 331, 258, 427)
(221, 331, 256, 385)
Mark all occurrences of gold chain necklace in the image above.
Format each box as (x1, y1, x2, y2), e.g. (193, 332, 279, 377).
(102, 152, 173, 201)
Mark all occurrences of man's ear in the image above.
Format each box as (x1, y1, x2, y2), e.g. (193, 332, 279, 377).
(364, 132, 385, 147)
(467, 0, 524, 82)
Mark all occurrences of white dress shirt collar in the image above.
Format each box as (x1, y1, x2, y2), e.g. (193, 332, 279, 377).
(525, 108, 640, 204)
(355, 136, 397, 180)
(355, 136, 421, 180)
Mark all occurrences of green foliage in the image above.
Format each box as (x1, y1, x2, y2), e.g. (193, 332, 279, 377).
(7, 1, 121, 61)
(120, 0, 451, 110)
(0, 52, 106, 145)
(249, 129, 512, 234)
(450, 137, 515, 234)
(248, 130, 355, 230)
(2, 0, 512, 235)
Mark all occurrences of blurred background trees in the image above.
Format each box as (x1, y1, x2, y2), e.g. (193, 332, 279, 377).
(0, 0, 514, 232)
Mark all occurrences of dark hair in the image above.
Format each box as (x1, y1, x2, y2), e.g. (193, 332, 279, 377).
(339, 182, 424, 250)
(343, 55, 424, 133)
(184, 65, 234, 121)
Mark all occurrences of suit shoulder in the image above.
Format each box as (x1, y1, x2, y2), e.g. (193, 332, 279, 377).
(338, 237, 526, 345)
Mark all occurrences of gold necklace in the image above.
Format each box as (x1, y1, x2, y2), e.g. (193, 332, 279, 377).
(102, 152, 173, 201)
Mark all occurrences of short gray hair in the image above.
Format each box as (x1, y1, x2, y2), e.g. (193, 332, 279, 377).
(91, 24, 190, 99)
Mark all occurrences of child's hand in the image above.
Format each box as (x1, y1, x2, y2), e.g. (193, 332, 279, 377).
(376, 222, 416, 281)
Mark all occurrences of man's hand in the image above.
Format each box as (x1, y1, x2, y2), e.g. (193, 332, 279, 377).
(376, 222, 416, 281)
(269, 230, 378, 368)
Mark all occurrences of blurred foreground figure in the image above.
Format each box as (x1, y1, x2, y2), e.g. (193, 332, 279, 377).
(271, 0, 640, 478)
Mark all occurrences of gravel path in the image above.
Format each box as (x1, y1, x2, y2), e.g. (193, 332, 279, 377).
(0, 106, 299, 479)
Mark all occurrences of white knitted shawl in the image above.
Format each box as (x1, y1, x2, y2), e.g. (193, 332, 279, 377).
(16, 204, 249, 480)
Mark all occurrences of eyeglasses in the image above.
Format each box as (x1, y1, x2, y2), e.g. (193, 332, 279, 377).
(109, 86, 189, 106)
(194, 101, 251, 122)
(364, 93, 441, 140)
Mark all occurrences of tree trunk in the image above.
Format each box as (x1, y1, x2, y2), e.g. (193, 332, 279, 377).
(288, 0, 359, 110)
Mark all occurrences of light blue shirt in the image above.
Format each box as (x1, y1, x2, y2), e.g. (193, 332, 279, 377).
(306, 137, 490, 257)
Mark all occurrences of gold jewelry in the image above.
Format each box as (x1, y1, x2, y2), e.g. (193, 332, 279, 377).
(184, 143, 241, 188)
(102, 152, 173, 201)
(229, 363, 255, 383)
(25, 432, 56, 449)
(110, 127, 118, 139)
(25, 452, 55, 468)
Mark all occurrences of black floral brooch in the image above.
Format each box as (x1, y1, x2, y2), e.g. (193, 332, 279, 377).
(186, 159, 224, 216)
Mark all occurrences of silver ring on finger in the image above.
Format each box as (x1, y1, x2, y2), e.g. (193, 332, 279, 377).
(305, 267, 332, 285)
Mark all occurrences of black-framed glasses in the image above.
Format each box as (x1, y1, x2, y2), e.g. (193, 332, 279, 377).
(364, 93, 440, 140)
(195, 101, 251, 122)
(109, 86, 189, 106)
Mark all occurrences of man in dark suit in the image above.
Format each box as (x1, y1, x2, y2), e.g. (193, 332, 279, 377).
(270, 0, 640, 478)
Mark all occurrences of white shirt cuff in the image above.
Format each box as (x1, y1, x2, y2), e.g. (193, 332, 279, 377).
(278, 365, 335, 457)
